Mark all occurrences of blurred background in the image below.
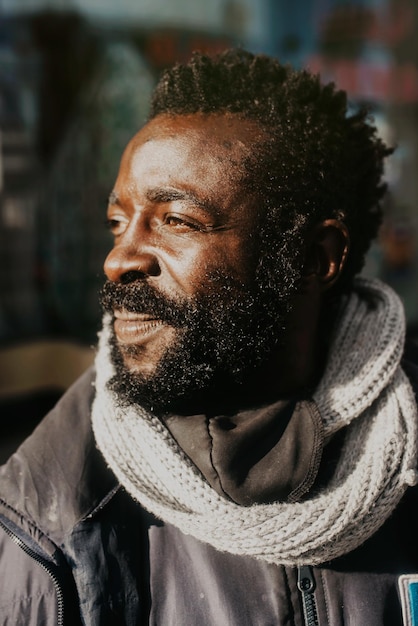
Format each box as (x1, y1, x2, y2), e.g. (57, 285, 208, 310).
(1, 0, 418, 457)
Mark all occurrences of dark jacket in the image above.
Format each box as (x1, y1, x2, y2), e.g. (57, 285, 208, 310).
(1, 361, 418, 626)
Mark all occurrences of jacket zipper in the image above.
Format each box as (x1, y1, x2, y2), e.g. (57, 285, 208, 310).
(0, 518, 65, 625)
(297, 565, 320, 626)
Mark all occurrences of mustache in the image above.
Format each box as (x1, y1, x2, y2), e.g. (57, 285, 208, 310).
(100, 280, 197, 327)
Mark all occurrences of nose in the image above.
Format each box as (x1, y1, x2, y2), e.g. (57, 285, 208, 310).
(104, 245, 161, 284)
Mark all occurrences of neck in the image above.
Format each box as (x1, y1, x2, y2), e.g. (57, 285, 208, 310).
(248, 289, 330, 403)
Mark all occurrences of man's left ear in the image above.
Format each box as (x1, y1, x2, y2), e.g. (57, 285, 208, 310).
(303, 219, 350, 290)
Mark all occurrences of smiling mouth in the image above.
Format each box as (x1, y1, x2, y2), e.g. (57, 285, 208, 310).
(113, 310, 166, 344)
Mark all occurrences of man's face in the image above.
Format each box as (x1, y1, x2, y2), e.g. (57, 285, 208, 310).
(102, 113, 301, 412)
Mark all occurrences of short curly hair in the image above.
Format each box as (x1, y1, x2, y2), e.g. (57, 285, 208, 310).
(150, 49, 392, 293)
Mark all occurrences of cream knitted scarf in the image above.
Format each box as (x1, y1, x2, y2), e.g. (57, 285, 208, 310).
(92, 277, 418, 566)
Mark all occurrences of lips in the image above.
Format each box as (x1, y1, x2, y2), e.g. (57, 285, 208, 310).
(113, 310, 166, 344)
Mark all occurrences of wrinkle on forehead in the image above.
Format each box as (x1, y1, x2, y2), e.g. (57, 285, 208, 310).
(130, 112, 265, 162)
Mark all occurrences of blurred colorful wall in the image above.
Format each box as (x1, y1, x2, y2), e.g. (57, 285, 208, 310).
(0, 0, 417, 403)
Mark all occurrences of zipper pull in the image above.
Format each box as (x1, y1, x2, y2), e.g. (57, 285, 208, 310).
(297, 565, 319, 626)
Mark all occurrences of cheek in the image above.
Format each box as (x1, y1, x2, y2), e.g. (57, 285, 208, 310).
(163, 230, 260, 298)
(206, 239, 259, 286)
(183, 249, 250, 295)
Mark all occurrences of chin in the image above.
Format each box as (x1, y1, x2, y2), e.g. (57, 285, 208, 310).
(116, 336, 175, 376)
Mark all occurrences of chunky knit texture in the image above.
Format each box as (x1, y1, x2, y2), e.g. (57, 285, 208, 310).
(92, 277, 418, 566)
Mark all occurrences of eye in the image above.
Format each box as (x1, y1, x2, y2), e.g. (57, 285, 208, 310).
(105, 217, 128, 237)
(163, 214, 204, 232)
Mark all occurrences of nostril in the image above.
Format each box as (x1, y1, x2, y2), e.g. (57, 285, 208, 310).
(120, 270, 147, 284)
(104, 249, 161, 282)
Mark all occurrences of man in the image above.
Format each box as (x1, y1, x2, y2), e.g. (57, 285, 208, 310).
(1, 49, 417, 625)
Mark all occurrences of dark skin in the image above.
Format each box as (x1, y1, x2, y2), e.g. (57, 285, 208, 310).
(104, 112, 350, 404)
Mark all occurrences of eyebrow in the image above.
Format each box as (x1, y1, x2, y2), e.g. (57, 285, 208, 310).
(108, 187, 222, 218)
(146, 187, 223, 218)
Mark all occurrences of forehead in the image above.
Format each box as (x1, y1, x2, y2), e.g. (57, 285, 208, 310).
(118, 113, 264, 194)
(131, 112, 263, 154)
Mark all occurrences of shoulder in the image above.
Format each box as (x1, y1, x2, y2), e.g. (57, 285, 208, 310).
(0, 368, 117, 622)
(0, 367, 117, 543)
